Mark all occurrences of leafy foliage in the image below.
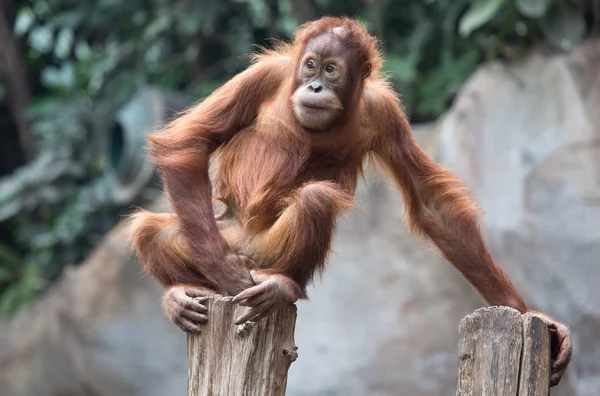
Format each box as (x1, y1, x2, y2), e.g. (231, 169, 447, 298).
(0, 97, 118, 317)
(378, 0, 593, 120)
(459, 0, 506, 37)
(0, 0, 595, 317)
(516, 0, 552, 18)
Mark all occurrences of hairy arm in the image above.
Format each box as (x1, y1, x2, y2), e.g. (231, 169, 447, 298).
(148, 55, 292, 295)
(365, 81, 571, 385)
(366, 81, 526, 310)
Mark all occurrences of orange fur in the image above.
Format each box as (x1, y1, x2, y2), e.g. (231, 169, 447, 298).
(128, 211, 213, 288)
(129, 17, 527, 310)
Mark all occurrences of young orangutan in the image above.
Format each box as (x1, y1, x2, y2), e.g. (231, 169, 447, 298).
(129, 17, 572, 385)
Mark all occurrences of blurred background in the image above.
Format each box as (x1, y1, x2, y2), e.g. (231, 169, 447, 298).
(0, 0, 599, 395)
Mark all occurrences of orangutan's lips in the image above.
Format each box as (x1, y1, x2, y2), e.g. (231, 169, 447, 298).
(303, 103, 327, 110)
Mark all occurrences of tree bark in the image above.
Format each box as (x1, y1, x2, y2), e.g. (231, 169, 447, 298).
(457, 307, 551, 396)
(187, 296, 297, 396)
(518, 313, 552, 396)
(594, 0, 600, 35)
(0, 0, 36, 160)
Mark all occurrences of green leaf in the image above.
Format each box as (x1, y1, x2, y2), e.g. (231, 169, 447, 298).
(75, 41, 92, 60)
(54, 28, 74, 59)
(143, 14, 171, 40)
(14, 7, 35, 36)
(177, 14, 202, 36)
(539, 2, 585, 51)
(246, 1, 269, 28)
(0, 266, 39, 318)
(16, 266, 40, 304)
(0, 285, 19, 318)
(41, 63, 76, 90)
(385, 54, 418, 81)
(28, 25, 55, 54)
(516, 0, 551, 18)
(459, 0, 505, 37)
(32, 0, 51, 17)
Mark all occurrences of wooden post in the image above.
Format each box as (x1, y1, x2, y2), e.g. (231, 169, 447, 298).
(457, 306, 551, 396)
(187, 296, 298, 396)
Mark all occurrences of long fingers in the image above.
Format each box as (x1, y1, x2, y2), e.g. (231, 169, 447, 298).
(554, 326, 573, 366)
(184, 297, 208, 313)
(238, 292, 271, 307)
(245, 303, 280, 324)
(232, 283, 267, 304)
(163, 286, 214, 333)
(181, 309, 208, 324)
(177, 317, 203, 333)
(235, 301, 275, 325)
(551, 330, 573, 386)
(245, 304, 279, 323)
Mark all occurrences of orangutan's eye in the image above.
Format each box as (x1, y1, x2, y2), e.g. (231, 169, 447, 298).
(306, 60, 315, 69)
(325, 64, 336, 73)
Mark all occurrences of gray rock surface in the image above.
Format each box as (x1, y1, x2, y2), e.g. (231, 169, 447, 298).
(1, 39, 599, 396)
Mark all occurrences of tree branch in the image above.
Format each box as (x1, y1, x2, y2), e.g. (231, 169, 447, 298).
(0, 1, 36, 160)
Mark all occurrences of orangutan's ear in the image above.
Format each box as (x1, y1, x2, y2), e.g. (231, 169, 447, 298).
(363, 63, 372, 79)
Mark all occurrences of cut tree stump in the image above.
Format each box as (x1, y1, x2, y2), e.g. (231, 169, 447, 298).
(187, 296, 298, 396)
(457, 306, 551, 396)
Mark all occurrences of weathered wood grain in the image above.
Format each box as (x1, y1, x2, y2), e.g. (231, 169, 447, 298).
(518, 313, 551, 396)
(457, 307, 552, 396)
(457, 307, 524, 396)
(187, 296, 297, 396)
